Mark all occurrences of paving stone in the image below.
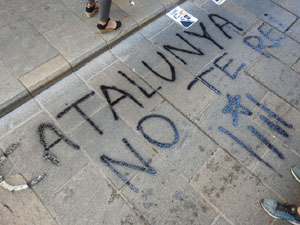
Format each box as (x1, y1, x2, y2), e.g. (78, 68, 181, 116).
(190, 148, 276, 225)
(247, 57, 300, 110)
(271, 0, 300, 17)
(143, 56, 217, 119)
(0, 173, 58, 225)
(43, 13, 106, 67)
(0, 1, 21, 29)
(244, 22, 300, 66)
(292, 59, 300, 73)
(213, 216, 233, 225)
(47, 163, 147, 225)
(201, 0, 258, 35)
(88, 61, 163, 127)
(111, 32, 163, 77)
(0, 99, 41, 139)
(159, 0, 180, 8)
(273, 219, 291, 225)
(122, 156, 218, 225)
(70, 106, 157, 189)
(0, 112, 89, 201)
(288, 19, 300, 43)
(0, 60, 30, 118)
(250, 91, 300, 155)
(0, 20, 58, 78)
(75, 50, 118, 81)
(113, 0, 164, 25)
(253, 139, 300, 203)
(19, 55, 71, 96)
(35, 74, 106, 133)
(24, 0, 73, 34)
(194, 96, 272, 170)
(139, 101, 219, 180)
(140, 14, 175, 40)
(241, 0, 297, 33)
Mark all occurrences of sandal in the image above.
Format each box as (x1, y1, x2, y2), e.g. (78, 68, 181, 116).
(86, 2, 99, 18)
(97, 18, 122, 33)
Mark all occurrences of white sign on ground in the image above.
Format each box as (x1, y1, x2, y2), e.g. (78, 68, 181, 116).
(212, 0, 226, 5)
(166, 6, 198, 29)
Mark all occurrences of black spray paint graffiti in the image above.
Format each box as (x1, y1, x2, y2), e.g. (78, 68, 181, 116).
(163, 34, 204, 65)
(208, 14, 244, 39)
(219, 127, 282, 177)
(100, 85, 144, 120)
(57, 91, 103, 135)
(222, 94, 252, 127)
(38, 123, 80, 165)
(0, 143, 20, 165)
(137, 114, 179, 148)
(100, 138, 157, 193)
(142, 51, 177, 82)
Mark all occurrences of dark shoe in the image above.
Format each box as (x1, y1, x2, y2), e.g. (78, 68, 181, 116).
(86, 2, 99, 18)
(291, 165, 300, 184)
(261, 198, 300, 225)
(97, 18, 121, 33)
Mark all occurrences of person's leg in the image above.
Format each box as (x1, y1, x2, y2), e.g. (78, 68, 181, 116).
(97, 0, 121, 32)
(291, 165, 300, 183)
(261, 198, 300, 225)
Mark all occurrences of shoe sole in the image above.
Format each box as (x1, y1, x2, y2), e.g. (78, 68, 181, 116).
(291, 167, 300, 184)
(260, 202, 300, 225)
(86, 8, 99, 18)
(98, 26, 121, 33)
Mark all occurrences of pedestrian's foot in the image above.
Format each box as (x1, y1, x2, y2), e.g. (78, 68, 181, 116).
(291, 165, 300, 184)
(97, 18, 121, 33)
(86, 2, 99, 18)
(261, 198, 300, 225)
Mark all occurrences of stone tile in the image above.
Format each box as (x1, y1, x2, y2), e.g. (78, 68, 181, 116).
(191, 148, 276, 225)
(292, 59, 300, 74)
(111, 32, 163, 77)
(113, 0, 165, 25)
(271, 0, 300, 17)
(123, 156, 217, 225)
(247, 57, 300, 110)
(241, 0, 296, 32)
(35, 74, 106, 133)
(23, 0, 73, 34)
(43, 14, 106, 67)
(288, 19, 300, 43)
(70, 106, 157, 189)
(0, 2, 21, 29)
(201, 0, 258, 35)
(213, 216, 232, 225)
(4, 0, 55, 13)
(0, 21, 58, 77)
(0, 60, 30, 118)
(138, 101, 219, 180)
(250, 91, 300, 155)
(140, 14, 175, 41)
(0, 147, 14, 176)
(75, 50, 118, 81)
(0, 173, 58, 225)
(88, 61, 163, 126)
(194, 96, 271, 170)
(159, 0, 180, 8)
(0, 112, 89, 201)
(19, 55, 71, 96)
(143, 56, 217, 119)
(253, 140, 300, 203)
(273, 219, 291, 225)
(0, 99, 41, 138)
(47, 163, 147, 225)
(244, 22, 300, 66)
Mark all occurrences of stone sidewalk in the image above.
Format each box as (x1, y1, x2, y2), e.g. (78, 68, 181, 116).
(0, 0, 182, 117)
(1, 0, 300, 225)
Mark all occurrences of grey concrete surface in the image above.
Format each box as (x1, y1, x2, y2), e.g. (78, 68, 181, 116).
(0, 0, 300, 225)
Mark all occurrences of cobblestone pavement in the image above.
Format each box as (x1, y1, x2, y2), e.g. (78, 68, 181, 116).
(0, 0, 300, 225)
